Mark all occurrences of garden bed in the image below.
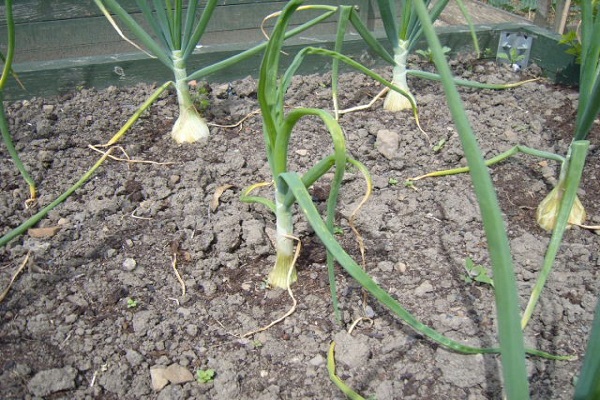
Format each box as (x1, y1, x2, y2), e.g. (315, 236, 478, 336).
(1, 55, 598, 399)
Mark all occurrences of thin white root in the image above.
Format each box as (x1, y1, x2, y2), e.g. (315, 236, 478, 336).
(337, 88, 389, 115)
(241, 234, 301, 338)
(171, 254, 186, 298)
(347, 317, 374, 335)
(208, 110, 261, 130)
(0, 251, 30, 303)
(88, 145, 175, 166)
(575, 223, 600, 231)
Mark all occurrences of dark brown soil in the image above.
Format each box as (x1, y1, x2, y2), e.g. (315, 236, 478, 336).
(1, 55, 599, 399)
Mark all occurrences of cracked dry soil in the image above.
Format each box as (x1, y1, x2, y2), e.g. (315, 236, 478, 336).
(1, 56, 599, 399)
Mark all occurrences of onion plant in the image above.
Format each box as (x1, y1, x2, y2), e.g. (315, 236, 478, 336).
(94, 0, 218, 143)
(1, 0, 36, 203)
(376, 0, 476, 111)
(405, 0, 530, 395)
(403, 0, 599, 396)
(94, 0, 347, 144)
(359, 0, 487, 113)
(409, 0, 598, 332)
(323, 0, 535, 124)
(245, 0, 566, 385)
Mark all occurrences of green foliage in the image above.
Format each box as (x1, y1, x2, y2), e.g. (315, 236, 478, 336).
(407, 0, 599, 396)
(190, 82, 212, 114)
(195, 369, 215, 384)
(416, 46, 451, 62)
(1, 0, 37, 202)
(126, 298, 139, 308)
(559, 30, 583, 63)
(486, 0, 538, 12)
(250, 9, 568, 397)
(574, 298, 600, 398)
(432, 138, 447, 153)
(497, 46, 526, 65)
(463, 258, 494, 287)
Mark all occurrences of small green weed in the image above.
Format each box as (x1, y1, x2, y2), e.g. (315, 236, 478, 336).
(126, 298, 139, 308)
(416, 46, 451, 62)
(196, 368, 216, 384)
(463, 258, 494, 287)
(403, 180, 416, 189)
(190, 81, 211, 114)
(497, 47, 526, 65)
(432, 138, 446, 153)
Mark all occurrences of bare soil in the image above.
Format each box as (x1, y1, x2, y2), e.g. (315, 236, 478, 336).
(1, 55, 599, 399)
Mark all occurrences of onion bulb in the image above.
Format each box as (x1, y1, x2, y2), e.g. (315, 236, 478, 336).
(536, 184, 586, 231)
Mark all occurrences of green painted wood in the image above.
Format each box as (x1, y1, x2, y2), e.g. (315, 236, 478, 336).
(522, 24, 578, 85)
(2, 23, 577, 101)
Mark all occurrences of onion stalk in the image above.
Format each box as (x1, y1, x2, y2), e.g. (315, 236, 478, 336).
(94, 0, 217, 143)
(268, 196, 297, 287)
(329, 0, 497, 118)
(245, 3, 567, 375)
(171, 50, 209, 143)
(1, 0, 37, 202)
(383, 40, 414, 111)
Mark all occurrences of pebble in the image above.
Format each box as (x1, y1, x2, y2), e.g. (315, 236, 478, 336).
(375, 129, 400, 160)
(308, 354, 325, 367)
(123, 258, 137, 271)
(414, 280, 434, 297)
(396, 261, 407, 273)
(42, 104, 54, 115)
(27, 366, 77, 397)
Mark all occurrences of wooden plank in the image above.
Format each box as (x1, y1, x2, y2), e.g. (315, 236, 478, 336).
(435, 0, 533, 26)
(553, 0, 571, 34)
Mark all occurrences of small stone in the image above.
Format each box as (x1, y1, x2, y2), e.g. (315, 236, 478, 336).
(375, 129, 400, 160)
(308, 354, 325, 367)
(364, 305, 376, 318)
(530, 119, 543, 134)
(123, 258, 137, 271)
(27, 366, 77, 397)
(64, 314, 77, 324)
(396, 262, 407, 273)
(185, 324, 198, 336)
(164, 364, 194, 384)
(169, 175, 181, 185)
(150, 366, 169, 391)
(414, 280, 434, 297)
(377, 261, 394, 272)
(57, 218, 70, 226)
(125, 349, 144, 367)
(42, 104, 54, 115)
